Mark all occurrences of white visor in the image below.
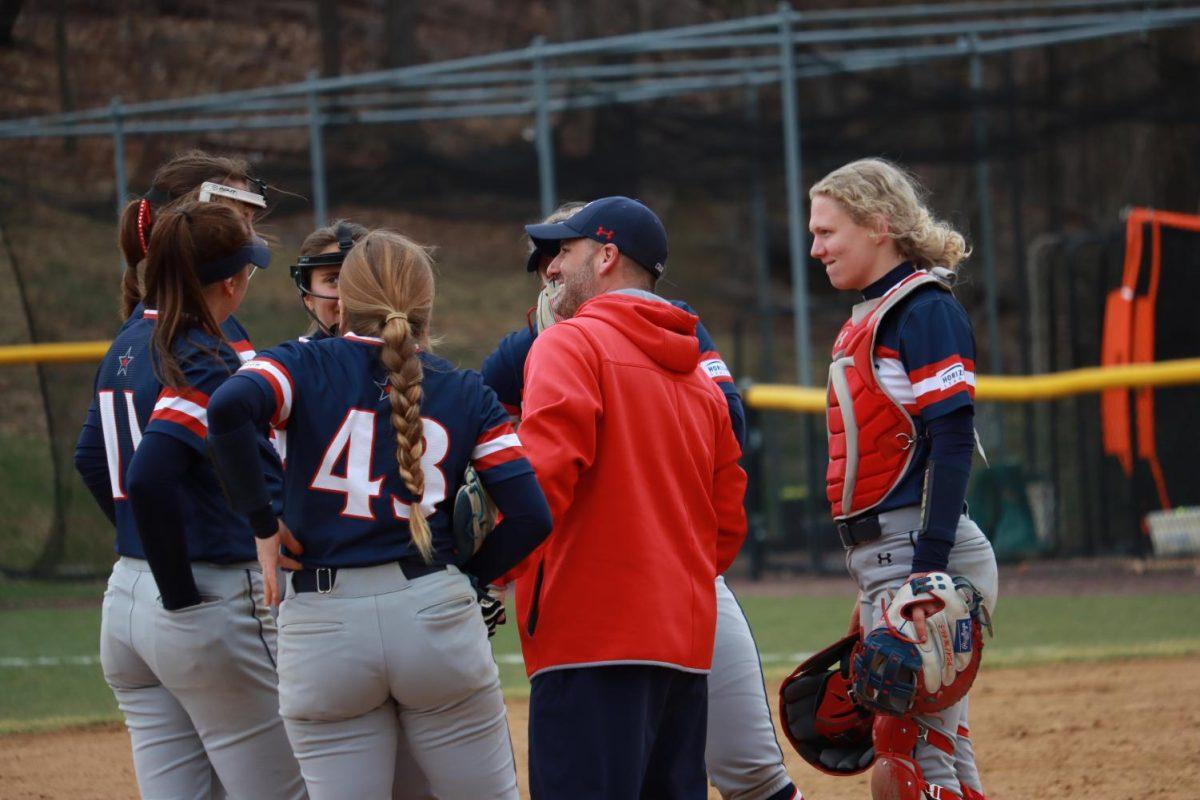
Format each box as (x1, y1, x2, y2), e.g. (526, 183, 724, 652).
(198, 181, 267, 209)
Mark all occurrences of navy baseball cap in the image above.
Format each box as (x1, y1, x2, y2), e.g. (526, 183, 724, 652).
(525, 196, 668, 278)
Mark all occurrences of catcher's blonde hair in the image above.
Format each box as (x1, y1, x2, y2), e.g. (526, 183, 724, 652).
(523, 200, 587, 256)
(339, 230, 437, 562)
(810, 158, 970, 271)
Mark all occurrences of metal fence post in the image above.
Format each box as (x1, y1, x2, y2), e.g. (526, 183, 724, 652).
(779, 2, 826, 572)
(111, 98, 126, 226)
(970, 37, 1002, 377)
(306, 70, 328, 229)
(778, 2, 811, 388)
(532, 36, 557, 219)
(747, 82, 783, 556)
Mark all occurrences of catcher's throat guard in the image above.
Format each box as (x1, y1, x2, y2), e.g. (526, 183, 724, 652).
(779, 632, 875, 776)
(853, 572, 992, 717)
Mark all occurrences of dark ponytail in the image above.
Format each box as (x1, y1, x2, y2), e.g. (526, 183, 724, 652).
(143, 202, 252, 388)
(118, 150, 255, 320)
(118, 199, 150, 318)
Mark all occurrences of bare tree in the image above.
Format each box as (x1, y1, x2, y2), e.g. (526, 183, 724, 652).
(0, 0, 22, 46)
(381, 0, 418, 69)
(317, 0, 341, 77)
(55, 0, 74, 152)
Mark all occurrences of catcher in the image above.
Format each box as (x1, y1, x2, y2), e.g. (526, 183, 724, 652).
(781, 159, 999, 800)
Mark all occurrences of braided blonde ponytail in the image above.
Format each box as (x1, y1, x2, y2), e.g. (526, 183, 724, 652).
(339, 231, 438, 562)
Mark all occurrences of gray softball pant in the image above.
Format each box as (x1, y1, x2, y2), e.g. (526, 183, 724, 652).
(276, 563, 519, 800)
(100, 556, 306, 800)
(845, 507, 999, 798)
(706, 575, 796, 800)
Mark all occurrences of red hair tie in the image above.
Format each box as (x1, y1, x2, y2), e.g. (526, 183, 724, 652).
(136, 198, 153, 257)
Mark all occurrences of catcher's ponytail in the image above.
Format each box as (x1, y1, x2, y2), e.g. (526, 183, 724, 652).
(338, 230, 438, 563)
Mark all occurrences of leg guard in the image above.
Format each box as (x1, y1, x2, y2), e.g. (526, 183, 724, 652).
(870, 715, 923, 800)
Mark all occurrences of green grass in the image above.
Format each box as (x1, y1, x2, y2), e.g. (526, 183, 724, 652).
(0, 577, 108, 607)
(2, 585, 1198, 734)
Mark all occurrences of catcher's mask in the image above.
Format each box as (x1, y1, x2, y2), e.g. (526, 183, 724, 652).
(852, 573, 992, 718)
(779, 632, 875, 776)
(290, 222, 356, 336)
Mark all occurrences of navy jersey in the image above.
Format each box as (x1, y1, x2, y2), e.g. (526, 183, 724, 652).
(869, 265, 977, 512)
(234, 334, 534, 568)
(480, 298, 746, 445)
(85, 310, 267, 562)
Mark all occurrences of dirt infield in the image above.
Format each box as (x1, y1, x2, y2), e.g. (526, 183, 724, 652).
(2, 655, 1196, 799)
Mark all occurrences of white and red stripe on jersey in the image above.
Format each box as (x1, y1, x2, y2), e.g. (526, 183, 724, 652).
(471, 422, 525, 472)
(699, 350, 734, 384)
(873, 346, 975, 414)
(150, 386, 210, 439)
(238, 357, 295, 428)
(228, 339, 256, 363)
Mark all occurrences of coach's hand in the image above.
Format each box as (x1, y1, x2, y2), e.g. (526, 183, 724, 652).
(256, 520, 304, 606)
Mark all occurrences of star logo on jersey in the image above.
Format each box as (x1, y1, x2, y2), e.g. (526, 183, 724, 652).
(373, 379, 390, 402)
(117, 347, 135, 376)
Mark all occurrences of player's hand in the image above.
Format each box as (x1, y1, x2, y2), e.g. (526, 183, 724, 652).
(904, 572, 938, 643)
(256, 520, 304, 607)
(477, 586, 506, 638)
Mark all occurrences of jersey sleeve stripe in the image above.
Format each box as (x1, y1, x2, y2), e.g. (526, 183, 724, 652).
(476, 422, 516, 446)
(699, 352, 734, 384)
(472, 424, 526, 470)
(473, 432, 522, 459)
(239, 358, 294, 426)
(907, 355, 976, 384)
(150, 387, 210, 438)
(911, 359, 977, 409)
(158, 386, 210, 406)
(228, 339, 257, 363)
(874, 345, 901, 360)
(474, 446, 527, 471)
(150, 407, 208, 439)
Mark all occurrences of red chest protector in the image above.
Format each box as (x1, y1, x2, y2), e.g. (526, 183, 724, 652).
(826, 271, 951, 520)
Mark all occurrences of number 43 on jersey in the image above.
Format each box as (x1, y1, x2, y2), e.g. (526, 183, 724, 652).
(310, 410, 449, 522)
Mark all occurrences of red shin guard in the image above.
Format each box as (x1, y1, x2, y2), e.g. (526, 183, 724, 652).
(870, 716, 924, 800)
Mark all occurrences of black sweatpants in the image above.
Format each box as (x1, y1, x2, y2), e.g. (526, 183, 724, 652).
(528, 664, 708, 800)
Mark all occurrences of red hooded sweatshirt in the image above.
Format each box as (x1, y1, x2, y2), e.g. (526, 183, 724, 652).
(514, 291, 747, 678)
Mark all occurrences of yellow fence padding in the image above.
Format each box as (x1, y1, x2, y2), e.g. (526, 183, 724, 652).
(3, 342, 1199, 411)
(742, 357, 1200, 413)
(0, 341, 112, 366)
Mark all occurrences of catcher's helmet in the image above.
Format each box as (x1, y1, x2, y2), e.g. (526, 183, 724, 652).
(290, 221, 357, 296)
(779, 632, 875, 776)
